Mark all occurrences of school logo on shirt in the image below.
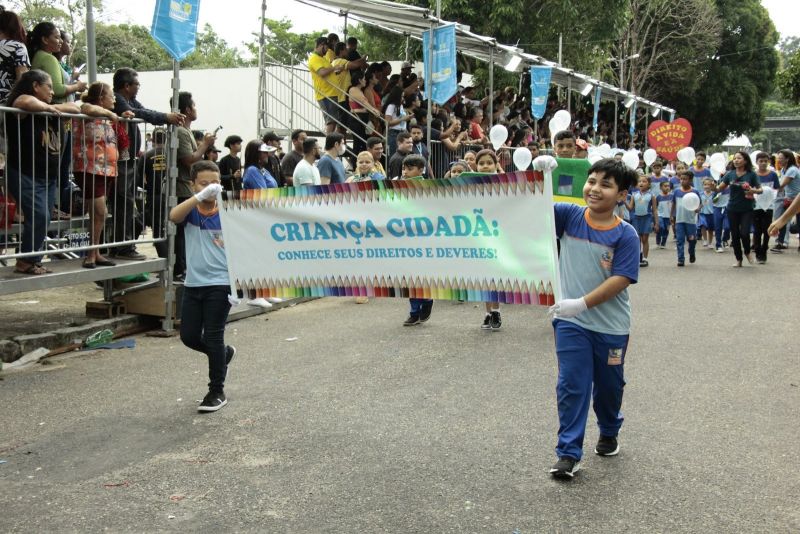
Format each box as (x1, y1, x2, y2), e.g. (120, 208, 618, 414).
(600, 251, 614, 271)
(608, 347, 624, 366)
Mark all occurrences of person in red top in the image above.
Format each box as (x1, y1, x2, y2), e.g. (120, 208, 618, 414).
(74, 81, 134, 268)
(467, 106, 488, 145)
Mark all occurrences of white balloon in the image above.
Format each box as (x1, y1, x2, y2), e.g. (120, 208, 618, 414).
(755, 186, 776, 211)
(588, 153, 603, 165)
(489, 124, 508, 150)
(622, 150, 640, 171)
(709, 152, 727, 175)
(548, 118, 560, 146)
(679, 146, 695, 165)
(643, 148, 658, 167)
(750, 150, 762, 163)
(512, 147, 533, 170)
(682, 192, 700, 211)
(553, 109, 571, 132)
(599, 143, 612, 158)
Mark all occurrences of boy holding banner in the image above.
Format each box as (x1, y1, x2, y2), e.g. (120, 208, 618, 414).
(169, 161, 237, 413)
(541, 157, 639, 479)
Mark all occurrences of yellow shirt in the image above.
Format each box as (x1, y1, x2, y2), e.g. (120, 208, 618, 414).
(325, 48, 336, 64)
(331, 58, 350, 102)
(308, 52, 339, 100)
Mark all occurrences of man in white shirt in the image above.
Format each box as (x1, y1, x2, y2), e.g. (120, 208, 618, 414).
(292, 138, 322, 186)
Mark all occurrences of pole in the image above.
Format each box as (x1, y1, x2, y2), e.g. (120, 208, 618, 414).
(86, 0, 97, 83)
(558, 33, 563, 66)
(343, 13, 348, 41)
(613, 98, 618, 148)
(488, 47, 494, 129)
(258, 0, 266, 135)
(426, 20, 434, 172)
(162, 59, 180, 332)
(567, 78, 572, 115)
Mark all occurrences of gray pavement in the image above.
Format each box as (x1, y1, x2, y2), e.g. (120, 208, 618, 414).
(1, 243, 799, 533)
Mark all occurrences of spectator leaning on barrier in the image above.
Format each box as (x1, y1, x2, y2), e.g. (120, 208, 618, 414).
(5, 69, 80, 275)
(112, 67, 184, 261)
(0, 9, 29, 104)
(218, 134, 242, 191)
(74, 81, 134, 269)
(280, 129, 307, 184)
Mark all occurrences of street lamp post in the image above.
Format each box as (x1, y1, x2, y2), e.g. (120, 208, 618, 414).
(610, 53, 639, 148)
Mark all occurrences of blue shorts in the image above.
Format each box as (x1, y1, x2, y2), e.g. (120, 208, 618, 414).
(699, 213, 714, 230)
(632, 214, 653, 235)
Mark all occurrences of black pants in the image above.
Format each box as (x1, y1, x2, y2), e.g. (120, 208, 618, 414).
(180, 285, 232, 392)
(727, 210, 754, 261)
(752, 209, 773, 261)
(110, 159, 144, 251)
(174, 196, 189, 274)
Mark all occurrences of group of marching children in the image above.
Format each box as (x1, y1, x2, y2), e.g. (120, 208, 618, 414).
(620, 150, 789, 268)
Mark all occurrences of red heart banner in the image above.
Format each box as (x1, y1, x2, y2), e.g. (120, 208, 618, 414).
(647, 118, 693, 161)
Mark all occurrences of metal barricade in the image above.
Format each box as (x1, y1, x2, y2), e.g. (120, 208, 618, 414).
(0, 106, 169, 302)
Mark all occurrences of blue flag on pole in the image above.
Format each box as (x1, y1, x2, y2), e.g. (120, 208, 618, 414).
(151, 0, 201, 61)
(422, 24, 457, 105)
(629, 101, 637, 138)
(592, 86, 601, 133)
(530, 66, 552, 120)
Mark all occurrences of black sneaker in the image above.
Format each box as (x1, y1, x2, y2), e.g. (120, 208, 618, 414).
(639, 259, 648, 267)
(770, 247, 783, 254)
(689, 252, 696, 263)
(549, 457, 580, 479)
(403, 314, 420, 326)
(113, 249, 147, 261)
(677, 261, 685, 267)
(594, 435, 620, 456)
(198, 390, 227, 412)
(490, 311, 502, 330)
(418, 301, 433, 323)
(481, 313, 492, 330)
(225, 345, 236, 365)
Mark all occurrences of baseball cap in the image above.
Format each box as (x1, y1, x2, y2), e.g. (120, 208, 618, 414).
(262, 131, 285, 143)
(208, 145, 221, 153)
(575, 139, 589, 150)
(401, 61, 413, 69)
(258, 143, 277, 153)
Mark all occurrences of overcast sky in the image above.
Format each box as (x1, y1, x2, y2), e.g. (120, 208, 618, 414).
(98, 0, 799, 55)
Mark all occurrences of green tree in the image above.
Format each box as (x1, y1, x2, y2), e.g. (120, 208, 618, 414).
(182, 23, 246, 69)
(245, 18, 328, 66)
(72, 23, 172, 73)
(661, 0, 778, 148)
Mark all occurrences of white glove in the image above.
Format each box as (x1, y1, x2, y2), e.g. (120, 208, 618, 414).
(547, 297, 587, 320)
(227, 295, 241, 307)
(532, 155, 558, 172)
(194, 183, 223, 202)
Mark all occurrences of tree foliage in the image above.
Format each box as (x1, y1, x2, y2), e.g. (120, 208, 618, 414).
(245, 18, 328, 66)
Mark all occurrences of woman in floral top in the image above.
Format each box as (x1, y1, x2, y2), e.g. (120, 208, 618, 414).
(0, 10, 29, 104)
(73, 82, 134, 268)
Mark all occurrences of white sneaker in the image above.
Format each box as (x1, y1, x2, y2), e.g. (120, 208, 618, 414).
(247, 298, 273, 308)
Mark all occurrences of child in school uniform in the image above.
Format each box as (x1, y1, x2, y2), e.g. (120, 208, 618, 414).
(475, 149, 502, 330)
(753, 152, 779, 263)
(401, 154, 434, 326)
(541, 157, 639, 479)
(699, 178, 716, 248)
(671, 170, 701, 267)
(626, 175, 658, 267)
(655, 180, 673, 248)
(169, 161, 236, 413)
(649, 160, 668, 196)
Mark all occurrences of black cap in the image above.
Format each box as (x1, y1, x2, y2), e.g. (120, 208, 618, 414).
(262, 131, 285, 143)
(223, 135, 242, 148)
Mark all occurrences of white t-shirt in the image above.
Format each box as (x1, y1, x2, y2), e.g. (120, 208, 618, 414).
(385, 103, 407, 131)
(293, 158, 321, 186)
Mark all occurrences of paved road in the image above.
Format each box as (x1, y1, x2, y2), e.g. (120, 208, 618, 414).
(1, 244, 799, 533)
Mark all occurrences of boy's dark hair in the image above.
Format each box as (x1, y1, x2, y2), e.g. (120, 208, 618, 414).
(677, 169, 695, 181)
(290, 129, 306, 141)
(223, 135, 242, 148)
(190, 160, 220, 181)
(587, 159, 637, 191)
(409, 123, 423, 132)
(346, 36, 358, 46)
(334, 42, 346, 55)
(696, 151, 707, 159)
(170, 91, 192, 114)
(302, 138, 318, 155)
(554, 130, 575, 142)
(651, 159, 663, 167)
(324, 132, 344, 150)
(396, 131, 412, 145)
(755, 151, 770, 161)
(315, 36, 327, 47)
(366, 136, 383, 149)
(402, 154, 427, 170)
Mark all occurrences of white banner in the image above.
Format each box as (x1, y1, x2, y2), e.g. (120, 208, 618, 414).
(219, 171, 561, 305)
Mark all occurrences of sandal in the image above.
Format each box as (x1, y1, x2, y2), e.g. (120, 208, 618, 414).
(14, 262, 48, 275)
(34, 262, 53, 273)
(82, 261, 96, 269)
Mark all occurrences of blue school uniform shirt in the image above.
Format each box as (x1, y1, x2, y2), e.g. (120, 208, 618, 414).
(692, 166, 711, 190)
(757, 170, 779, 189)
(554, 203, 639, 336)
(669, 176, 681, 190)
(673, 187, 701, 224)
(183, 206, 229, 287)
(650, 175, 668, 195)
(657, 192, 673, 218)
(242, 166, 278, 189)
(632, 190, 653, 216)
(700, 190, 715, 215)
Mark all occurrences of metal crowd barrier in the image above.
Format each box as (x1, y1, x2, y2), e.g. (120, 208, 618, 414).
(0, 106, 169, 300)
